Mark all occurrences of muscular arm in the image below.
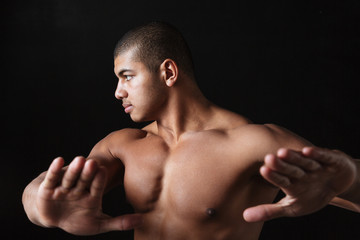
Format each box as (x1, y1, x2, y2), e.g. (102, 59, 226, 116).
(87, 132, 125, 192)
(242, 124, 360, 222)
(22, 130, 143, 235)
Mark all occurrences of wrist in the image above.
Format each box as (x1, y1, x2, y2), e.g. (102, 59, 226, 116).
(338, 159, 360, 204)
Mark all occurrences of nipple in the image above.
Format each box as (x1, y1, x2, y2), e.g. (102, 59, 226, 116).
(206, 208, 216, 217)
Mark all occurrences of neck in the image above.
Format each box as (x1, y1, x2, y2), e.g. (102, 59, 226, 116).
(155, 83, 215, 145)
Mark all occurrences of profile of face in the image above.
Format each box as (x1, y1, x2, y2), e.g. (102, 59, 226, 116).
(114, 49, 168, 122)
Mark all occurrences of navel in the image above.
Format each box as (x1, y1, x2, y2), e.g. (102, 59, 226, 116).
(206, 208, 216, 217)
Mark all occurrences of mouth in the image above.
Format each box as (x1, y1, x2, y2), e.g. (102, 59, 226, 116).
(122, 103, 133, 113)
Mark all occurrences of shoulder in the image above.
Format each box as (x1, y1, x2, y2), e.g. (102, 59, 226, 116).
(228, 123, 312, 157)
(231, 123, 293, 140)
(89, 127, 149, 156)
(210, 106, 311, 153)
(99, 127, 150, 148)
(101, 121, 162, 148)
(106, 128, 148, 141)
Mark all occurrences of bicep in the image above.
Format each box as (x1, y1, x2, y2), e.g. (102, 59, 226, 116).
(263, 123, 313, 151)
(87, 135, 125, 192)
(238, 124, 312, 167)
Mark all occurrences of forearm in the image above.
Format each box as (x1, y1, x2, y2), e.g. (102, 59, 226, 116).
(339, 159, 360, 202)
(331, 159, 360, 212)
(22, 172, 49, 227)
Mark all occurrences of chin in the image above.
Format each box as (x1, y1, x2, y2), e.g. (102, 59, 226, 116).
(130, 114, 147, 123)
(130, 116, 141, 123)
(130, 112, 155, 123)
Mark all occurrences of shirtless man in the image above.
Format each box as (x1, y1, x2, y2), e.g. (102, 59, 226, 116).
(22, 22, 360, 240)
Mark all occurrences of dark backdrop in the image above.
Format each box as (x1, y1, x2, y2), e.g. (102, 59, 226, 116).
(2, 0, 360, 239)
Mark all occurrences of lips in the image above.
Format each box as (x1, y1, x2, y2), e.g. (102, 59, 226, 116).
(122, 103, 133, 113)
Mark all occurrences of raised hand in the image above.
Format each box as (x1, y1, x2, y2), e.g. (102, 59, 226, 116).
(243, 147, 357, 222)
(33, 156, 143, 235)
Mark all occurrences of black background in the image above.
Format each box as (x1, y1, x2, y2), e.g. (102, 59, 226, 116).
(2, 0, 360, 239)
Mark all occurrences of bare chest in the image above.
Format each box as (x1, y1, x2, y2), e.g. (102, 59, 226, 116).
(121, 132, 260, 220)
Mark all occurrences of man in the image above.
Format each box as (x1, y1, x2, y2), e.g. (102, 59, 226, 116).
(22, 21, 360, 239)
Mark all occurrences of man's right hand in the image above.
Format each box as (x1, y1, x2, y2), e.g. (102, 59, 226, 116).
(23, 156, 143, 235)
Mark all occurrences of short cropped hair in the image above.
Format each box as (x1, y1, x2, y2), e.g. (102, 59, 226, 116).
(114, 21, 195, 77)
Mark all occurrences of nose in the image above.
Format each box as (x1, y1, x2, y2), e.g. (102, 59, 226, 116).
(114, 80, 128, 100)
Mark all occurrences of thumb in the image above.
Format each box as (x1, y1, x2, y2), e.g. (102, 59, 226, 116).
(101, 213, 144, 232)
(243, 203, 287, 222)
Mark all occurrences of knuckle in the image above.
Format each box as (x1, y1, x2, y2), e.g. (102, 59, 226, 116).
(281, 178, 291, 187)
(306, 160, 321, 171)
(294, 169, 305, 178)
(289, 168, 303, 179)
(275, 175, 290, 187)
(78, 174, 89, 183)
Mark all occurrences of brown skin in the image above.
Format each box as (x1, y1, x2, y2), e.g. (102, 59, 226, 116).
(22, 49, 360, 239)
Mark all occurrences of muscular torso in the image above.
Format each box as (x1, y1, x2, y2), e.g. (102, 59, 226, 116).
(91, 116, 307, 240)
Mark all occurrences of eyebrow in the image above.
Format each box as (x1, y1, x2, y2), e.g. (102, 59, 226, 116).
(116, 68, 133, 77)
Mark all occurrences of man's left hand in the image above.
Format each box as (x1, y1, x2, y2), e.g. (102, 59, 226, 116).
(243, 146, 357, 222)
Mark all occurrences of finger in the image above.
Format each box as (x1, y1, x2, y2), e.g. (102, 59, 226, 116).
(243, 203, 287, 222)
(90, 166, 107, 198)
(61, 156, 86, 189)
(277, 148, 321, 171)
(264, 154, 305, 179)
(302, 146, 343, 165)
(74, 159, 98, 193)
(260, 165, 291, 188)
(42, 157, 65, 189)
(100, 214, 143, 232)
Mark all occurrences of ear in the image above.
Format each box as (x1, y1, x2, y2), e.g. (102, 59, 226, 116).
(160, 59, 178, 87)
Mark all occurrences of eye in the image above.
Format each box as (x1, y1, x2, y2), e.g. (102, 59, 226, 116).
(125, 75, 133, 81)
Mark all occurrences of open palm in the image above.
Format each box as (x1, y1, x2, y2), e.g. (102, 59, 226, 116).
(36, 156, 142, 235)
(244, 147, 357, 222)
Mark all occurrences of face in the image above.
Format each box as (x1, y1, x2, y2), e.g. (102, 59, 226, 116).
(114, 50, 168, 122)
